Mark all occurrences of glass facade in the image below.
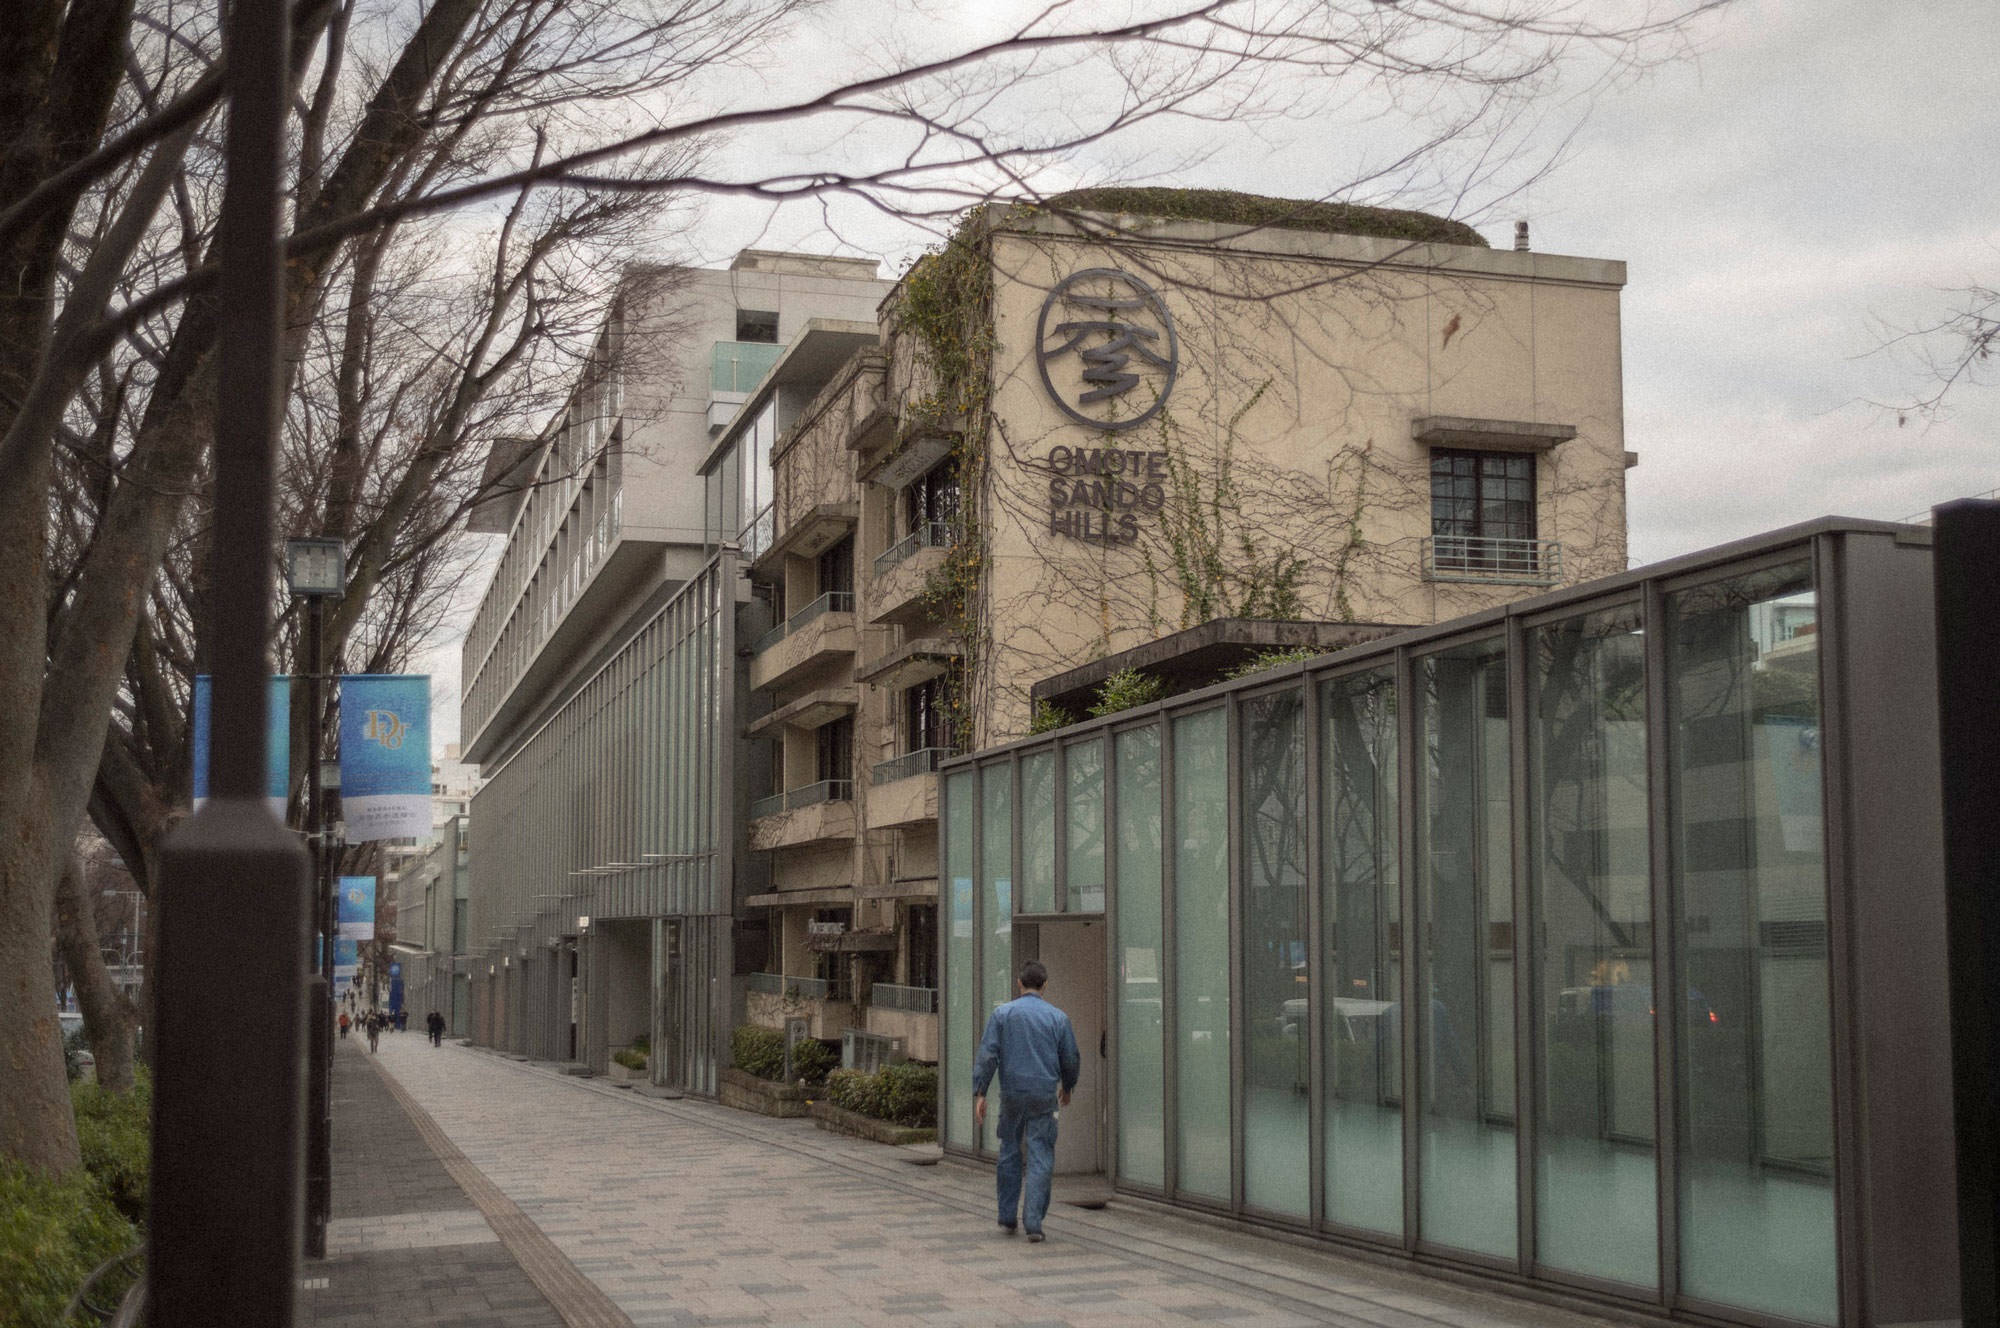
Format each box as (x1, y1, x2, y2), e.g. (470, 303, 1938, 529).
(937, 526, 1953, 1328)
(944, 769, 977, 1150)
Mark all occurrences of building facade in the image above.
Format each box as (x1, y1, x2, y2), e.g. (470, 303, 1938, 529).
(938, 518, 1955, 1328)
(714, 198, 1631, 1068)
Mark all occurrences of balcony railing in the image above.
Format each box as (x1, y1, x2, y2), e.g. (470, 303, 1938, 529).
(746, 972, 830, 1001)
(872, 520, 957, 576)
(871, 746, 957, 786)
(711, 341, 784, 394)
(752, 591, 856, 655)
(869, 982, 938, 1015)
(748, 779, 854, 821)
(1422, 535, 1563, 586)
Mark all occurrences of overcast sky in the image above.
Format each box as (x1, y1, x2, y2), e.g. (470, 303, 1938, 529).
(424, 0, 2000, 755)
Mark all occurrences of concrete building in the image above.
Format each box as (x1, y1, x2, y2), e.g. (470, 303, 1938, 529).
(714, 196, 1629, 1068)
(462, 251, 895, 1090)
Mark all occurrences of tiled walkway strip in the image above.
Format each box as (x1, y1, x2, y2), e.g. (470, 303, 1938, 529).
(370, 1059, 637, 1328)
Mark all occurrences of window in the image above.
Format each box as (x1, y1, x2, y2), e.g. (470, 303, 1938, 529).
(906, 903, 938, 990)
(816, 715, 853, 787)
(818, 535, 853, 598)
(1430, 448, 1536, 570)
(811, 907, 852, 998)
(906, 678, 945, 753)
(905, 457, 960, 536)
(735, 308, 778, 343)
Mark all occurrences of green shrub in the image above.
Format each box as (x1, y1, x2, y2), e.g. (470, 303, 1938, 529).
(731, 1025, 786, 1080)
(612, 1048, 648, 1071)
(71, 1071, 150, 1228)
(1087, 667, 1167, 718)
(823, 1062, 937, 1126)
(789, 1037, 837, 1085)
(627, 1036, 650, 1055)
(1027, 701, 1073, 734)
(1220, 646, 1330, 680)
(0, 1160, 139, 1328)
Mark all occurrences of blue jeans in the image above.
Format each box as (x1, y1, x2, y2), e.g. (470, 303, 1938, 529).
(995, 1095, 1059, 1232)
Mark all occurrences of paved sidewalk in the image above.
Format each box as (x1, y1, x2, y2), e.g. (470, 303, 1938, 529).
(343, 1034, 1641, 1328)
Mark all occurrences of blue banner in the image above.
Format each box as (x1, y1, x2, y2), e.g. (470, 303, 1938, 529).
(191, 675, 291, 817)
(339, 674, 431, 842)
(337, 875, 376, 941)
(333, 938, 359, 983)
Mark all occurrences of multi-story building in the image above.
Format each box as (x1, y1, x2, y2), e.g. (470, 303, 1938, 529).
(462, 251, 894, 1090)
(383, 754, 481, 1022)
(712, 195, 1630, 1066)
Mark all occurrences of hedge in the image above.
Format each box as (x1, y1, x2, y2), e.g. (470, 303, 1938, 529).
(824, 1062, 938, 1128)
(731, 1024, 836, 1083)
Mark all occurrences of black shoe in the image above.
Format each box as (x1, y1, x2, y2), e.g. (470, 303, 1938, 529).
(1026, 1231, 1045, 1243)
(999, 1221, 1017, 1235)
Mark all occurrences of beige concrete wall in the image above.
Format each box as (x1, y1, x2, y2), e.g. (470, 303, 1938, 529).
(959, 217, 1627, 744)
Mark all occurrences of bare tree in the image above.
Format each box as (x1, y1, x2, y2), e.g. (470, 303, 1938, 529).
(1871, 282, 2000, 425)
(0, 0, 1728, 1174)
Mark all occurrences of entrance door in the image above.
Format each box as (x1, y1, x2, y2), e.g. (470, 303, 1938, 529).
(654, 918, 684, 1092)
(1033, 919, 1106, 1176)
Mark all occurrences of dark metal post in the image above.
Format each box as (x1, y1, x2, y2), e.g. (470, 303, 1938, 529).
(1934, 498, 2000, 1326)
(147, 0, 304, 1322)
(304, 596, 331, 1258)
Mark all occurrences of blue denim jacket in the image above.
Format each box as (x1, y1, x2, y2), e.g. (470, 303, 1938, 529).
(972, 992, 1080, 1106)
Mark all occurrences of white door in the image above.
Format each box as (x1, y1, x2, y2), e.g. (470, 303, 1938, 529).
(1037, 920, 1105, 1176)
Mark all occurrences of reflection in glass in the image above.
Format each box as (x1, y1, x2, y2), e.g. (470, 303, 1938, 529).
(981, 765, 1013, 1155)
(1172, 709, 1230, 1202)
(1669, 566, 1835, 1323)
(944, 770, 977, 1150)
(1067, 741, 1107, 911)
(1114, 726, 1164, 1186)
(1529, 604, 1655, 1287)
(1321, 668, 1401, 1237)
(1241, 689, 1310, 1218)
(1416, 639, 1515, 1258)
(1020, 752, 1056, 914)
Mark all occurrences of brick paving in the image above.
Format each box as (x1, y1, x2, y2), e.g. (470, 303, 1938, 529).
(327, 1033, 1645, 1328)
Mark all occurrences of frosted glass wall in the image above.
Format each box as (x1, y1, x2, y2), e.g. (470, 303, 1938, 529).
(944, 769, 977, 1150)
(1172, 708, 1230, 1202)
(1114, 726, 1164, 1186)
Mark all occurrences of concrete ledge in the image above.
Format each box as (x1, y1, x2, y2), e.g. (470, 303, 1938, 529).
(719, 1066, 814, 1118)
(809, 1100, 937, 1146)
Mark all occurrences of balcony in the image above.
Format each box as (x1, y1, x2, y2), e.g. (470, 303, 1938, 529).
(863, 988, 939, 1061)
(868, 522, 956, 625)
(871, 746, 956, 786)
(712, 341, 785, 395)
(856, 638, 959, 692)
(869, 982, 937, 1014)
(749, 592, 857, 693)
(744, 685, 857, 740)
(748, 781, 857, 851)
(743, 972, 857, 1040)
(1421, 535, 1563, 587)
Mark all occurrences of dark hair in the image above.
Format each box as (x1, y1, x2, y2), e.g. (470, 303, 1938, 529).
(1018, 960, 1048, 990)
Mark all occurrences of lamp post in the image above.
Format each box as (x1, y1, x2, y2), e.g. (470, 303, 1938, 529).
(287, 536, 344, 1260)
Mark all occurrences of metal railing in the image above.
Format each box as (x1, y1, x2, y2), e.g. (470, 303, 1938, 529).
(869, 982, 938, 1015)
(872, 520, 957, 576)
(747, 972, 830, 1001)
(871, 746, 957, 785)
(748, 779, 854, 820)
(1422, 535, 1563, 586)
(751, 591, 856, 655)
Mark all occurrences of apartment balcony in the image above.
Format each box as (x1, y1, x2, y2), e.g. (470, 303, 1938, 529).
(744, 685, 857, 740)
(748, 592, 857, 694)
(865, 747, 953, 830)
(856, 638, 960, 692)
(1421, 535, 1564, 587)
(867, 521, 955, 625)
(862, 989, 939, 1063)
(747, 781, 857, 851)
(743, 973, 857, 1041)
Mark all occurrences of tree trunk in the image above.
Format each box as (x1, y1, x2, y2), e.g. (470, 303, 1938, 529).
(54, 852, 141, 1093)
(0, 824, 81, 1175)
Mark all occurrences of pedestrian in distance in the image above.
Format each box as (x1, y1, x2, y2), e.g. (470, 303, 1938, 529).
(426, 1010, 445, 1047)
(394, 1008, 407, 1033)
(972, 959, 1080, 1243)
(365, 1009, 381, 1053)
(338, 1010, 350, 1039)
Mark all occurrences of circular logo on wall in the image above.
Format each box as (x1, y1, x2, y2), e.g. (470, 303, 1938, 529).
(1035, 268, 1179, 432)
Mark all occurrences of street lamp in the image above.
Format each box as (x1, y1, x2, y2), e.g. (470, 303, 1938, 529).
(287, 536, 344, 1261)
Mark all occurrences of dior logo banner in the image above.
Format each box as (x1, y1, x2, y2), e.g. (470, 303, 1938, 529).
(1035, 269, 1179, 431)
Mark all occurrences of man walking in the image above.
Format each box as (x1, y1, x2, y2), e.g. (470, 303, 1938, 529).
(973, 960, 1080, 1243)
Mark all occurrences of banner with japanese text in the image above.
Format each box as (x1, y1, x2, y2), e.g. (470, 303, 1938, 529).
(190, 675, 290, 817)
(336, 875, 376, 941)
(338, 674, 431, 842)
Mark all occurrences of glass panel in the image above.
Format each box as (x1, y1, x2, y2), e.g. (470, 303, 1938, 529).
(1172, 709, 1230, 1202)
(1669, 564, 1834, 1323)
(1416, 638, 1516, 1258)
(1020, 752, 1056, 915)
(981, 764, 1015, 1154)
(944, 770, 977, 1150)
(1066, 741, 1107, 911)
(1321, 667, 1402, 1237)
(1241, 690, 1310, 1218)
(1529, 603, 1656, 1287)
(1114, 726, 1164, 1187)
